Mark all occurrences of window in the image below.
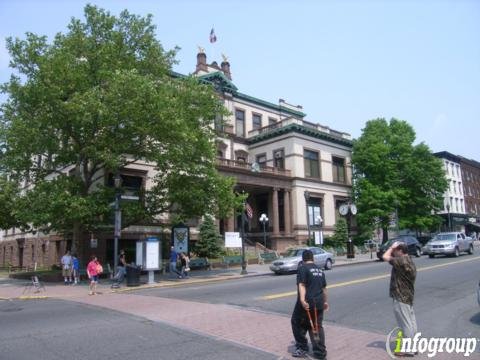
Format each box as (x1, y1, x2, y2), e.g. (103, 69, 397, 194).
(273, 149, 284, 169)
(252, 113, 262, 130)
(256, 153, 267, 167)
(332, 156, 346, 183)
(214, 113, 224, 132)
(307, 198, 322, 227)
(269, 117, 277, 126)
(217, 150, 224, 158)
(304, 150, 320, 178)
(235, 109, 245, 137)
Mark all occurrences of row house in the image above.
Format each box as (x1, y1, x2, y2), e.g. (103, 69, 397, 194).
(0, 50, 354, 269)
(434, 151, 480, 235)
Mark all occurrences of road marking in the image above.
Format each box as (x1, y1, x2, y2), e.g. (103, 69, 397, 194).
(260, 256, 480, 300)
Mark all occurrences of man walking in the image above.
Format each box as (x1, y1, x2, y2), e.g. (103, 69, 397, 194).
(291, 249, 328, 359)
(169, 246, 181, 278)
(383, 241, 417, 357)
(61, 250, 73, 285)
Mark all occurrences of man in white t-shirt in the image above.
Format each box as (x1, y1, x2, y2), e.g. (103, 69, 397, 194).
(61, 250, 73, 285)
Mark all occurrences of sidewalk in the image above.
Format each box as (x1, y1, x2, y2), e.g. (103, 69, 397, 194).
(0, 252, 378, 299)
(0, 254, 454, 360)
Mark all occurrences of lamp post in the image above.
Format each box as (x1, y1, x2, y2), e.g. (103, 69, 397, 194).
(446, 203, 451, 231)
(304, 191, 311, 244)
(113, 173, 122, 276)
(240, 198, 247, 275)
(259, 213, 269, 252)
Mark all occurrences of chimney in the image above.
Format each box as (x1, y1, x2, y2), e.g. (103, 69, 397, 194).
(196, 50, 207, 73)
(221, 61, 232, 80)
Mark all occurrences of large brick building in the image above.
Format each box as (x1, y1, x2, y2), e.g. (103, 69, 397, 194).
(0, 50, 354, 269)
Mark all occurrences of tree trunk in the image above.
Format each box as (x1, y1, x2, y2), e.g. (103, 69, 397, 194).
(71, 221, 83, 258)
(382, 225, 389, 244)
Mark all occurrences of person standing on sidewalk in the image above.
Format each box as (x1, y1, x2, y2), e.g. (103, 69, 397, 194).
(169, 246, 181, 278)
(86, 255, 102, 295)
(291, 249, 328, 359)
(180, 252, 190, 279)
(61, 250, 73, 285)
(383, 241, 417, 357)
(72, 253, 80, 285)
(111, 249, 126, 288)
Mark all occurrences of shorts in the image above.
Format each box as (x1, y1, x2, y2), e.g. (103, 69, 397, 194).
(90, 275, 98, 283)
(62, 268, 72, 277)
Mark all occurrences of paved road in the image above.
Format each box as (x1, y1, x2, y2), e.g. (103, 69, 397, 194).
(136, 253, 480, 338)
(0, 298, 277, 360)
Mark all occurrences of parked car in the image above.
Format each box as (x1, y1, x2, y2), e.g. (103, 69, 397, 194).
(269, 247, 335, 274)
(376, 236, 422, 260)
(423, 232, 474, 258)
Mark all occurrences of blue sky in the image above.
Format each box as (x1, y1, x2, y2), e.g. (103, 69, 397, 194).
(1, 0, 479, 159)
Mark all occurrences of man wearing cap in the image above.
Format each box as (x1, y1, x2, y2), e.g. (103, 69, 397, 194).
(383, 241, 417, 357)
(291, 249, 328, 359)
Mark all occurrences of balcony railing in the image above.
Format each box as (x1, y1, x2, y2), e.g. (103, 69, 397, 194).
(248, 116, 352, 141)
(216, 158, 291, 177)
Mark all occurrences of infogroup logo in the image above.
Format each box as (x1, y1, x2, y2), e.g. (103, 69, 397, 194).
(386, 328, 478, 358)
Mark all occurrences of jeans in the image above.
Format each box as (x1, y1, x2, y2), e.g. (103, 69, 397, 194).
(291, 301, 327, 359)
(169, 262, 180, 277)
(113, 266, 126, 284)
(393, 299, 418, 339)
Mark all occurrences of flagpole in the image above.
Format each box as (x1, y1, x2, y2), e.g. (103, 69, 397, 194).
(240, 199, 247, 275)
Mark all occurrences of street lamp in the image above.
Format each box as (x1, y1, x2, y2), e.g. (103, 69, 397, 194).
(113, 173, 122, 276)
(259, 213, 269, 252)
(240, 196, 248, 275)
(304, 191, 311, 244)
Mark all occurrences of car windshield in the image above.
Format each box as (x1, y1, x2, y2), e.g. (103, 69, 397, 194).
(285, 249, 304, 257)
(433, 234, 456, 241)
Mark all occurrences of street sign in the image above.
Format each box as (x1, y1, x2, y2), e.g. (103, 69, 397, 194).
(225, 232, 241, 248)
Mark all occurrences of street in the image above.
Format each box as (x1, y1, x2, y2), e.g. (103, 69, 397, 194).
(136, 252, 480, 338)
(1, 253, 479, 359)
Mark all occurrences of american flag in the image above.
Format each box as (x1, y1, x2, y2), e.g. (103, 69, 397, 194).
(209, 28, 217, 43)
(245, 202, 253, 219)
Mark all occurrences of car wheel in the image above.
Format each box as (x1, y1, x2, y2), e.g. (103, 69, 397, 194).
(454, 247, 460, 257)
(415, 247, 421, 257)
(468, 244, 474, 255)
(324, 259, 333, 270)
(428, 254, 435, 258)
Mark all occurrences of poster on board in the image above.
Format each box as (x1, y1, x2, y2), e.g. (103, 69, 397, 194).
(145, 237, 159, 270)
(172, 224, 189, 253)
(225, 232, 241, 248)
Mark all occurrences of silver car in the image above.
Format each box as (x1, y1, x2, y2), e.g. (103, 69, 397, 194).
(269, 247, 335, 274)
(424, 232, 474, 258)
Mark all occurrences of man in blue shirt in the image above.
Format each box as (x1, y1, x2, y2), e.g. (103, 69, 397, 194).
(169, 246, 181, 278)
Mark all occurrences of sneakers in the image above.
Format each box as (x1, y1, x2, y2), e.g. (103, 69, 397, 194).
(292, 348, 307, 358)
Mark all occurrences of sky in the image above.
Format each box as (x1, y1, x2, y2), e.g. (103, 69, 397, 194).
(1, 0, 479, 160)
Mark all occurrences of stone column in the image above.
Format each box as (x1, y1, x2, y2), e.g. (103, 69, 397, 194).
(272, 188, 280, 235)
(284, 189, 291, 235)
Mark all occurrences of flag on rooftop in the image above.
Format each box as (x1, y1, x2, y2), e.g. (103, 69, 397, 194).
(209, 28, 217, 43)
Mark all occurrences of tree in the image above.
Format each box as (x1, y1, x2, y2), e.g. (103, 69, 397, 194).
(330, 218, 349, 248)
(194, 215, 223, 259)
(351, 118, 447, 243)
(0, 5, 237, 254)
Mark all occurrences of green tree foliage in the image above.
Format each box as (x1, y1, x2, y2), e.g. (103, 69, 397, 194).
(351, 119, 447, 242)
(194, 215, 223, 259)
(0, 177, 20, 230)
(0, 5, 237, 252)
(330, 218, 349, 248)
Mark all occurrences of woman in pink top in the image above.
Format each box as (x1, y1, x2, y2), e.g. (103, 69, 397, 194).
(86, 255, 101, 295)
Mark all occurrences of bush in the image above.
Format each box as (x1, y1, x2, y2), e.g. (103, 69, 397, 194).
(193, 215, 223, 258)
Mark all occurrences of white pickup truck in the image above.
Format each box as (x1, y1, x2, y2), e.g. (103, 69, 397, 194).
(424, 232, 474, 258)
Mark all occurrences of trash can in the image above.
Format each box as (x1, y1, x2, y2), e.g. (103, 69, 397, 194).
(126, 265, 141, 287)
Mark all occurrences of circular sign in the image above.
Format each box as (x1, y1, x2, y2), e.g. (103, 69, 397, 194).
(350, 204, 357, 215)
